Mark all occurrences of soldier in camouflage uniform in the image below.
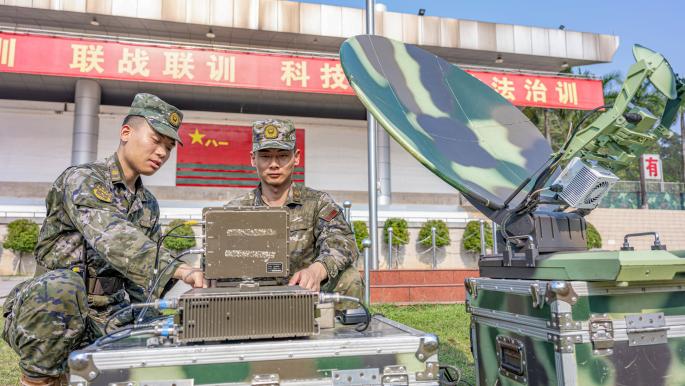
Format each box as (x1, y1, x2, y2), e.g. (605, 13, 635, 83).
(3, 94, 206, 386)
(226, 119, 363, 307)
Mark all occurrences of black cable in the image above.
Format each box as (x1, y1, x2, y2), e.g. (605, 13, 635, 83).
(560, 104, 613, 153)
(153, 222, 194, 280)
(94, 327, 133, 347)
(104, 306, 134, 334)
(438, 363, 460, 386)
(509, 103, 615, 219)
(333, 295, 372, 332)
(94, 327, 157, 347)
(137, 250, 194, 323)
(105, 302, 160, 333)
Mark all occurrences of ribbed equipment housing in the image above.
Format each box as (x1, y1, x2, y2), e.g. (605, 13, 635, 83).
(178, 287, 319, 343)
(553, 157, 619, 209)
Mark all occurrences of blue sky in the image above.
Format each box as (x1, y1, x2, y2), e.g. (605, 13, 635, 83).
(301, 0, 684, 79)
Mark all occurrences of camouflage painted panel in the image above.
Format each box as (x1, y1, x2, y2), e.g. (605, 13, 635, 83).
(339, 35, 552, 209)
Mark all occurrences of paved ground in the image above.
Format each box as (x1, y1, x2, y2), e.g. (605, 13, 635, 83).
(0, 275, 192, 304)
(0, 276, 29, 304)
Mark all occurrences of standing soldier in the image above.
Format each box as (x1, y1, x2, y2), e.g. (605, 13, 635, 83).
(2, 94, 206, 386)
(227, 119, 363, 306)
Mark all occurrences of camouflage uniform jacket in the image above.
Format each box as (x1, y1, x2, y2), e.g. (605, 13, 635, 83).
(227, 184, 358, 281)
(34, 153, 180, 297)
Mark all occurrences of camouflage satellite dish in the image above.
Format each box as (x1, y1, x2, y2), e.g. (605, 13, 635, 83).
(339, 35, 552, 217)
(632, 44, 677, 99)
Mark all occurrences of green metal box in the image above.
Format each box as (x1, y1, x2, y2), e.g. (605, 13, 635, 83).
(467, 250, 685, 385)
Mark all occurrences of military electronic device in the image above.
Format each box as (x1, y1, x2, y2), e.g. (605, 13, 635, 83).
(340, 34, 685, 386)
(339, 35, 685, 272)
(173, 207, 320, 343)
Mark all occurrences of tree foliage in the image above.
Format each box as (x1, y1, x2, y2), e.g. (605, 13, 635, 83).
(352, 220, 369, 251)
(523, 70, 684, 182)
(3, 219, 39, 253)
(586, 222, 602, 249)
(383, 218, 409, 247)
(462, 220, 492, 253)
(418, 220, 451, 248)
(163, 219, 196, 252)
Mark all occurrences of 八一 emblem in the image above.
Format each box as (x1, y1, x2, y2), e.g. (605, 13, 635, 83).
(264, 125, 278, 139)
(168, 112, 180, 127)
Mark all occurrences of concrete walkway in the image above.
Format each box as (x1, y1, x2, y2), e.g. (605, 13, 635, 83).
(0, 275, 193, 304)
(0, 276, 30, 304)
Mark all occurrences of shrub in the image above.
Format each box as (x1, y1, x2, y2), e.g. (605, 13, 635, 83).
(383, 218, 409, 247)
(418, 220, 451, 248)
(586, 222, 602, 249)
(3, 219, 39, 253)
(352, 221, 369, 251)
(163, 219, 196, 252)
(462, 220, 492, 253)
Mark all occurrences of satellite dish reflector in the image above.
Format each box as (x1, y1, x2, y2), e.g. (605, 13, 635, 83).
(633, 44, 677, 99)
(340, 35, 552, 213)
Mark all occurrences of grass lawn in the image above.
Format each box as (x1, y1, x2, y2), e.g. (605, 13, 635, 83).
(0, 304, 474, 385)
(0, 320, 21, 385)
(373, 304, 475, 385)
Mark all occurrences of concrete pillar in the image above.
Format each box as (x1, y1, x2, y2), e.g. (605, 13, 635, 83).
(71, 79, 101, 165)
(377, 122, 391, 205)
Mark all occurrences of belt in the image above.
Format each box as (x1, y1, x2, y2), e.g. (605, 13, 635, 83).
(35, 264, 124, 296)
(87, 277, 125, 296)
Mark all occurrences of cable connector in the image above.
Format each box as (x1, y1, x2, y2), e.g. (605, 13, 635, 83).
(154, 325, 178, 337)
(155, 298, 178, 310)
(319, 292, 342, 303)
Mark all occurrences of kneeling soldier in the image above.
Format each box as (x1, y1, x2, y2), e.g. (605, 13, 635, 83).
(3, 94, 206, 386)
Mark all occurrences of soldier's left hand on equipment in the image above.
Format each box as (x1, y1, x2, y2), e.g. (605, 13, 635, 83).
(289, 262, 328, 292)
(174, 264, 208, 288)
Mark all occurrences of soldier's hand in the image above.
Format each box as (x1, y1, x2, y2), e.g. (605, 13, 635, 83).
(289, 262, 328, 292)
(173, 264, 208, 288)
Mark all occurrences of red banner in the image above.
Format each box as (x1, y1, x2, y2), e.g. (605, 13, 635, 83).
(176, 123, 305, 188)
(0, 31, 603, 110)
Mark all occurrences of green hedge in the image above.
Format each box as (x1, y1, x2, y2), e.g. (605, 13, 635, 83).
(383, 218, 409, 247)
(586, 222, 602, 249)
(163, 219, 197, 252)
(352, 221, 369, 251)
(462, 220, 492, 253)
(3, 219, 39, 253)
(418, 220, 451, 248)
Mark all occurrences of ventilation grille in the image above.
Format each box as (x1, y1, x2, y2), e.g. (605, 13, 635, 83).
(178, 289, 319, 343)
(554, 158, 618, 209)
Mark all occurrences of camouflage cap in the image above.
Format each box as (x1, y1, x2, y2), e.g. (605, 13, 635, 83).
(127, 93, 183, 144)
(252, 119, 296, 152)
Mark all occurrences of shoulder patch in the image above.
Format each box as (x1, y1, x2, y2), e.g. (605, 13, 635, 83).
(92, 184, 113, 203)
(321, 208, 339, 222)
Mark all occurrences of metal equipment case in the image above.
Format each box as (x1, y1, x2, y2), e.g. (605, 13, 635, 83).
(69, 316, 440, 386)
(467, 250, 685, 386)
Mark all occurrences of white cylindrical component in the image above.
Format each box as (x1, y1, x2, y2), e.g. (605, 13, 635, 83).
(362, 238, 372, 305)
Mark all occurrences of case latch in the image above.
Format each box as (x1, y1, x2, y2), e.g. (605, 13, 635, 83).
(382, 365, 409, 385)
(589, 314, 614, 356)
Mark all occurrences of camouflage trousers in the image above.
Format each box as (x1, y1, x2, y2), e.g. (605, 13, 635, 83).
(320, 265, 364, 310)
(2, 269, 130, 378)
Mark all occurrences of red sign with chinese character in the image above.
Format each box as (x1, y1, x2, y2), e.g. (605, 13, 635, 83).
(176, 123, 305, 188)
(641, 154, 662, 181)
(468, 72, 603, 110)
(0, 31, 603, 110)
